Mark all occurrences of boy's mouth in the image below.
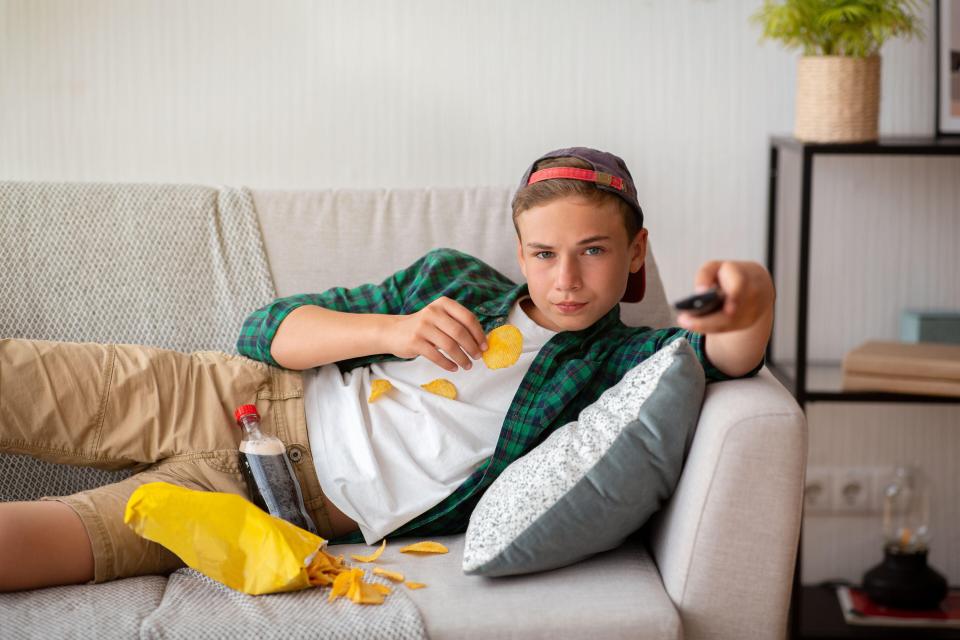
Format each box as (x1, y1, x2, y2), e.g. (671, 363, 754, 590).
(555, 301, 587, 314)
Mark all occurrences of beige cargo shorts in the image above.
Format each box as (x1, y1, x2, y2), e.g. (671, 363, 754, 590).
(0, 338, 337, 583)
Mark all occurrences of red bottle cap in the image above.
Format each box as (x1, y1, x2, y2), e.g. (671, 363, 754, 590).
(234, 404, 259, 424)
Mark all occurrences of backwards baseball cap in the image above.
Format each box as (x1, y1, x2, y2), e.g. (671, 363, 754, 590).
(515, 146, 646, 303)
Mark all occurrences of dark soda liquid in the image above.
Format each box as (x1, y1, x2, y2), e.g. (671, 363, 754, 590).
(238, 450, 317, 534)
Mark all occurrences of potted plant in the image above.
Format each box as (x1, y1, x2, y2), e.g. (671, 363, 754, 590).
(751, 0, 927, 143)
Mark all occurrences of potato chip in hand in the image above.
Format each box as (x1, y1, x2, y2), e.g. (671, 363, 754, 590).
(482, 324, 523, 369)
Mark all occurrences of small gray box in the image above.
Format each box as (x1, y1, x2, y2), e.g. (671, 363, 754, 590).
(901, 310, 960, 345)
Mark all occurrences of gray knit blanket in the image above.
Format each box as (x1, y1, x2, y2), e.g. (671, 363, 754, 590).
(0, 568, 429, 640)
(0, 182, 429, 640)
(0, 182, 274, 352)
(0, 182, 276, 501)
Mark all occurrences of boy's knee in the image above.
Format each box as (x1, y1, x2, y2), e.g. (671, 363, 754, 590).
(0, 504, 30, 590)
(0, 500, 95, 591)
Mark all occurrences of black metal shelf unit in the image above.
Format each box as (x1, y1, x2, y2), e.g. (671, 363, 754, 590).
(764, 135, 960, 640)
(765, 134, 960, 407)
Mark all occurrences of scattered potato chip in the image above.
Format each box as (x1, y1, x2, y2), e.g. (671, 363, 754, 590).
(345, 570, 365, 602)
(329, 570, 353, 602)
(355, 579, 388, 604)
(482, 324, 523, 369)
(354, 580, 387, 604)
(350, 539, 386, 563)
(309, 549, 344, 573)
(308, 572, 333, 587)
(405, 581, 427, 590)
(372, 567, 405, 582)
(368, 379, 393, 403)
(420, 378, 458, 400)
(399, 541, 449, 555)
(307, 549, 347, 587)
(328, 568, 388, 605)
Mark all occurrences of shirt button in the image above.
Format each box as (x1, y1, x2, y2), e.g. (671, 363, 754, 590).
(286, 445, 305, 464)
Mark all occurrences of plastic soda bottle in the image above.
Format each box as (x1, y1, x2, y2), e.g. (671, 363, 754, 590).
(234, 404, 317, 534)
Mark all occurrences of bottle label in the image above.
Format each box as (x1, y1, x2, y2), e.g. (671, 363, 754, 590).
(239, 438, 286, 455)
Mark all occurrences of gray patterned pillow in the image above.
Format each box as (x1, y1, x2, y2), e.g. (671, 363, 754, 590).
(462, 337, 705, 576)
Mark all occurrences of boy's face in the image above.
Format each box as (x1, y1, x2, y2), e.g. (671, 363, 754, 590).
(515, 195, 647, 333)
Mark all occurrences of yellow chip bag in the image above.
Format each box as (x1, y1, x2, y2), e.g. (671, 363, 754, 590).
(420, 378, 457, 400)
(372, 567, 405, 582)
(368, 379, 393, 403)
(482, 324, 523, 369)
(399, 541, 449, 555)
(350, 539, 386, 563)
(124, 482, 325, 595)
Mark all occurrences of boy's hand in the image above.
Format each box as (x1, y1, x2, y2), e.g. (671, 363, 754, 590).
(677, 260, 774, 334)
(386, 296, 489, 372)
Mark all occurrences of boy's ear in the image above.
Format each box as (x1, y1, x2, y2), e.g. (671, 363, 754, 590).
(630, 228, 648, 273)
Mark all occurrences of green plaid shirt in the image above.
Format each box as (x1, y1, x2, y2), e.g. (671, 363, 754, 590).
(237, 248, 762, 543)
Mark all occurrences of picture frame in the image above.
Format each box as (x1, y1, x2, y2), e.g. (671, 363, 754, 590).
(936, 0, 960, 136)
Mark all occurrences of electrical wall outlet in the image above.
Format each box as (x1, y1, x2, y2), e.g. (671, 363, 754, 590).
(804, 465, 893, 515)
(832, 467, 874, 513)
(804, 467, 834, 514)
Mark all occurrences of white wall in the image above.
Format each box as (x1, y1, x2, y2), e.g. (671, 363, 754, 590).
(0, 0, 940, 295)
(2, 0, 957, 584)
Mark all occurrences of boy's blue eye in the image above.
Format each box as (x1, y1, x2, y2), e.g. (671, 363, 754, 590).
(533, 247, 605, 259)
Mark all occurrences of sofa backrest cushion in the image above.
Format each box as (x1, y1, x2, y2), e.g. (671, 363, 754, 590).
(251, 187, 676, 329)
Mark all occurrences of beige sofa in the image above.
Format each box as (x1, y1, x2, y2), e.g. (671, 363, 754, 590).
(0, 185, 807, 639)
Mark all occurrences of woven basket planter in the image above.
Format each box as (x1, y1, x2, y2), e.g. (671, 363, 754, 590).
(795, 55, 880, 143)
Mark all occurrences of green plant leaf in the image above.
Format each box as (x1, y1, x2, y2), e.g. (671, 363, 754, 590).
(750, 0, 927, 56)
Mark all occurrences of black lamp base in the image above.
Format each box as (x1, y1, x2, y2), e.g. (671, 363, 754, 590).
(862, 546, 948, 610)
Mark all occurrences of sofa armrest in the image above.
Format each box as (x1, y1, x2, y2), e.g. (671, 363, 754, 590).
(646, 367, 807, 640)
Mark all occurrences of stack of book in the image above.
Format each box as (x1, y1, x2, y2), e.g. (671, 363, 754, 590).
(841, 341, 960, 398)
(837, 586, 960, 628)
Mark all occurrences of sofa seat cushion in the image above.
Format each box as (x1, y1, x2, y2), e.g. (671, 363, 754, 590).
(0, 575, 168, 637)
(329, 534, 682, 640)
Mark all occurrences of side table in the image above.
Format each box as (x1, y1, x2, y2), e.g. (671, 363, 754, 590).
(800, 585, 960, 639)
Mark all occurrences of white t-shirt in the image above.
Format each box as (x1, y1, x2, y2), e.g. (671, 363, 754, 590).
(302, 296, 557, 543)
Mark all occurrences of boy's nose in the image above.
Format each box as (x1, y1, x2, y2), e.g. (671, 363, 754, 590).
(555, 258, 582, 290)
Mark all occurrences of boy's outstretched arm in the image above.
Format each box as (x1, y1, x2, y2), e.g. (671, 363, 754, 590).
(676, 260, 775, 378)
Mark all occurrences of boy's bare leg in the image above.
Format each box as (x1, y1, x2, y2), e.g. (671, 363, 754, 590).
(0, 501, 94, 591)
